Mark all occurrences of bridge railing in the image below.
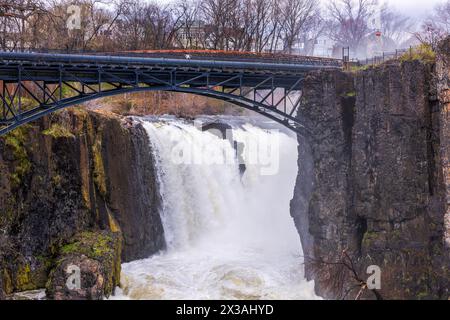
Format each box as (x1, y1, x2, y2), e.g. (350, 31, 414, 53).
(0, 47, 343, 68)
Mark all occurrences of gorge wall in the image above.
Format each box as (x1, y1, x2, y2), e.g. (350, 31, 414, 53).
(0, 110, 165, 299)
(291, 43, 450, 299)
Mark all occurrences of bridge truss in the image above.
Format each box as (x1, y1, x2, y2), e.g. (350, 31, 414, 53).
(0, 52, 341, 135)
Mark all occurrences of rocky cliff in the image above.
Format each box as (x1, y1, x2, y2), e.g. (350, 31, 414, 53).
(0, 109, 164, 299)
(437, 38, 450, 248)
(291, 43, 450, 299)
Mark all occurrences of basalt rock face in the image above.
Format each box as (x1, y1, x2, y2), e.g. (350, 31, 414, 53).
(436, 38, 450, 247)
(0, 262, 4, 299)
(291, 47, 450, 299)
(0, 109, 164, 299)
(291, 70, 357, 296)
(91, 114, 165, 262)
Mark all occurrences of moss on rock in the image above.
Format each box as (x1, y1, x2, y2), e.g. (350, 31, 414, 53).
(60, 231, 116, 260)
(92, 139, 107, 198)
(3, 126, 31, 188)
(42, 123, 75, 139)
(15, 263, 32, 290)
(2, 268, 13, 295)
(47, 230, 122, 299)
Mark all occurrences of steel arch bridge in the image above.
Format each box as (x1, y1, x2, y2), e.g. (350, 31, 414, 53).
(0, 51, 342, 135)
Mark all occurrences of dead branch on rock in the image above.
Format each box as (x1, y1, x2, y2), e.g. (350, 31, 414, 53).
(305, 248, 383, 300)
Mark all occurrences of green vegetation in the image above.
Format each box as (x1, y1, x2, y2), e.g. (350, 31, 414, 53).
(349, 64, 371, 72)
(362, 231, 379, 248)
(92, 139, 107, 197)
(60, 231, 115, 261)
(15, 264, 32, 291)
(342, 91, 356, 98)
(2, 96, 36, 112)
(399, 44, 436, 64)
(11, 256, 56, 292)
(4, 126, 32, 188)
(42, 123, 75, 139)
(36, 254, 54, 271)
(348, 44, 436, 73)
(2, 269, 13, 294)
(51, 175, 62, 187)
(58, 231, 122, 295)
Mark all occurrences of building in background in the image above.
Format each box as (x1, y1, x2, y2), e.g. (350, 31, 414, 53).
(176, 21, 207, 49)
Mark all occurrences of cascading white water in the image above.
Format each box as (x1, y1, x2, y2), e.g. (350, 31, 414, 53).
(112, 117, 319, 300)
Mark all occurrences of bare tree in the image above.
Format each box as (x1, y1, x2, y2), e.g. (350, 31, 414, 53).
(416, 0, 450, 48)
(82, 0, 125, 51)
(114, 0, 183, 50)
(30, 0, 125, 52)
(327, 0, 377, 55)
(0, 0, 338, 54)
(252, 0, 274, 52)
(379, 3, 411, 46)
(309, 249, 383, 300)
(297, 10, 327, 55)
(279, 0, 319, 54)
(142, 3, 183, 50)
(173, 0, 202, 49)
(433, 0, 450, 33)
(114, 0, 145, 50)
(0, 0, 48, 50)
(201, 0, 240, 50)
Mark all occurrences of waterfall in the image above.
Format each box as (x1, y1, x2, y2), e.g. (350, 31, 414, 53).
(112, 117, 319, 300)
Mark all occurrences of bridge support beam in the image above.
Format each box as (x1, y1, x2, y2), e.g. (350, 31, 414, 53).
(0, 54, 322, 135)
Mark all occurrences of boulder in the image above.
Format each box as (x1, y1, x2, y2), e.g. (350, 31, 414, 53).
(46, 231, 121, 300)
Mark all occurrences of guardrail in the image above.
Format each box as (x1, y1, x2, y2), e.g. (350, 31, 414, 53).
(0, 51, 342, 74)
(357, 47, 413, 66)
(0, 47, 342, 67)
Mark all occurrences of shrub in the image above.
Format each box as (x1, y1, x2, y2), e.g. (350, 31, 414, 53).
(399, 44, 436, 64)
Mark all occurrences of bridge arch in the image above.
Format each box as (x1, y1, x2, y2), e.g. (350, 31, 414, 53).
(0, 52, 341, 135)
(1, 85, 305, 136)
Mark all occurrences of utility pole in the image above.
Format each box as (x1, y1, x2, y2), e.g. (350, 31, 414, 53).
(342, 47, 350, 70)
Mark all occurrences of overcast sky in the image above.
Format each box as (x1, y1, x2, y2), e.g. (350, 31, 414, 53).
(386, 0, 443, 19)
(157, 0, 445, 20)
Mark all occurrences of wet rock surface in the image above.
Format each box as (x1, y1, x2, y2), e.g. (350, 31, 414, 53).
(0, 109, 164, 299)
(201, 121, 246, 175)
(92, 114, 165, 262)
(0, 272, 4, 299)
(291, 45, 450, 299)
(8, 289, 46, 300)
(437, 38, 450, 247)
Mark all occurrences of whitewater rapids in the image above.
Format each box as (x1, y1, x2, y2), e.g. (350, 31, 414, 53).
(111, 117, 319, 300)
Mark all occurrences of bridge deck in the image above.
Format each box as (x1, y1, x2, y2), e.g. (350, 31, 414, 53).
(0, 51, 341, 71)
(3, 48, 342, 66)
(0, 51, 341, 89)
